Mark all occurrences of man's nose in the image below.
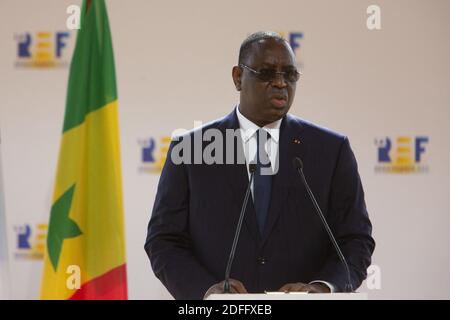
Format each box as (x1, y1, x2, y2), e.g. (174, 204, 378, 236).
(271, 73, 287, 88)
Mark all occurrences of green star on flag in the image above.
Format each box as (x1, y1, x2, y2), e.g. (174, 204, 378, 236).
(47, 184, 82, 271)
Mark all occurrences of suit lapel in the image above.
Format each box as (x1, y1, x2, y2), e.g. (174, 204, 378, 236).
(219, 108, 260, 244)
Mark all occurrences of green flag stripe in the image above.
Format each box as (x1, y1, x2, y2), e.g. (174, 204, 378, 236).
(63, 0, 117, 133)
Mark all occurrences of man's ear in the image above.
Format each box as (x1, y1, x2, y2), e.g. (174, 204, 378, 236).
(232, 66, 242, 91)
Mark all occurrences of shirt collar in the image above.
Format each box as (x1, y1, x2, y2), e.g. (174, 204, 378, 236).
(236, 105, 281, 143)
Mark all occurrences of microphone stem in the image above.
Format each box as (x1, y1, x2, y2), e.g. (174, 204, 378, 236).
(224, 171, 255, 293)
(297, 167, 354, 293)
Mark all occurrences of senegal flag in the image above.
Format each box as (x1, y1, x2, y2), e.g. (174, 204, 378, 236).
(40, 0, 127, 299)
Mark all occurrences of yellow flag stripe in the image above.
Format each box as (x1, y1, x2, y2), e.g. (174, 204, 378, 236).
(41, 101, 126, 299)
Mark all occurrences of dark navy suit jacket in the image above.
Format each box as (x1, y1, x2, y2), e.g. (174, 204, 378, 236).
(145, 108, 375, 299)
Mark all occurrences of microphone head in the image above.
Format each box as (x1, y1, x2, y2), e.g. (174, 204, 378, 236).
(249, 163, 257, 173)
(292, 157, 303, 170)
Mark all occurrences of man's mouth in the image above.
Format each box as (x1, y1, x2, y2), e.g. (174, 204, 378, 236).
(270, 95, 288, 108)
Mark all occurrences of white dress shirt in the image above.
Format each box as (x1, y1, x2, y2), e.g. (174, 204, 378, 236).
(236, 106, 281, 196)
(235, 106, 335, 293)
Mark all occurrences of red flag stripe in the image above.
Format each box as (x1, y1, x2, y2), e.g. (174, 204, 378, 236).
(69, 264, 128, 300)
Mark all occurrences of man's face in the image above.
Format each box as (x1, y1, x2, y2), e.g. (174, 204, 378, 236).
(233, 38, 297, 126)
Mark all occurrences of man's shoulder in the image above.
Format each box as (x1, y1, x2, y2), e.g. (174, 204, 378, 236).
(285, 113, 347, 144)
(171, 111, 235, 141)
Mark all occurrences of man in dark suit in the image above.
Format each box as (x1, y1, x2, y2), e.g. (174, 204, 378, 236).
(145, 31, 375, 300)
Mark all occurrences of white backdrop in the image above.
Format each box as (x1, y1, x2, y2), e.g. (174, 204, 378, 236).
(0, 0, 449, 299)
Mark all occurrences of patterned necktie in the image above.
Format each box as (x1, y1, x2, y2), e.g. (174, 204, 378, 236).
(253, 129, 272, 235)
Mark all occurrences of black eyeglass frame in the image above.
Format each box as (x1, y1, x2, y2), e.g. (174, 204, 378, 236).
(239, 63, 302, 83)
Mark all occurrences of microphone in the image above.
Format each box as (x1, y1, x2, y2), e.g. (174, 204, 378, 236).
(292, 157, 354, 293)
(224, 163, 257, 293)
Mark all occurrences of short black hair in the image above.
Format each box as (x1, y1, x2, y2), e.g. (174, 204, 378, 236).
(238, 31, 288, 65)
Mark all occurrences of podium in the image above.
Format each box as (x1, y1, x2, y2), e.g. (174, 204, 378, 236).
(206, 293, 368, 300)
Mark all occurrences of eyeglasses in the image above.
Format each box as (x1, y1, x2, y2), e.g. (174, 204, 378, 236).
(239, 64, 302, 83)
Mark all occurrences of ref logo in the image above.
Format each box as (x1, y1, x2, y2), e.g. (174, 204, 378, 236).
(138, 136, 172, 174)
(15, 31, 70, 68)
(14, 223, 47, 260)
(375, 136, 429, 173)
